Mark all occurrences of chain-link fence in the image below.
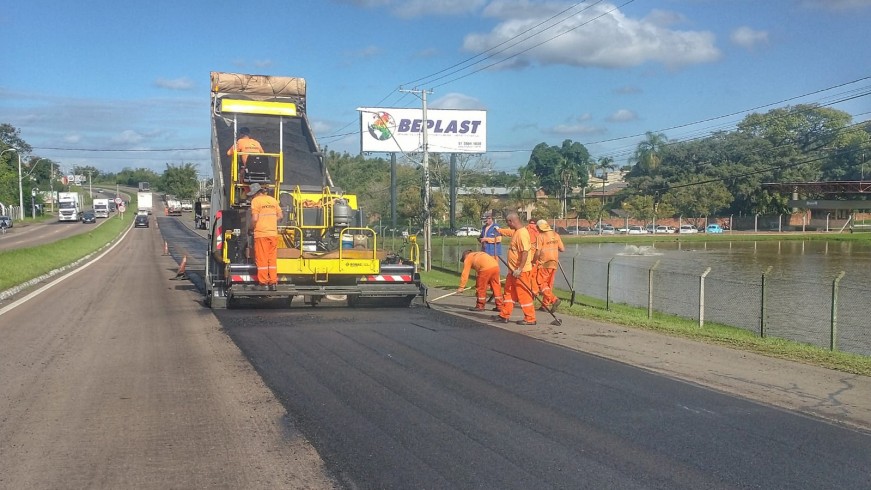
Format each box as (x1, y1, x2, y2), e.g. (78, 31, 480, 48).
(564, 252, 870, 357)
(420, 236, 869, 357)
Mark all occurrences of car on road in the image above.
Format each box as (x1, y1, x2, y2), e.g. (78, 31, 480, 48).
(81, 210, 97, 224)
(705, 223, 724, 234)
(655, 225, 670, 234)
(134, 214, 149, 228)
(455, 226, 480, 237)
(679, 224, 698, 234)
(565, 225, 588, 235)
(627, 225, 647, 235)
(596, 224, 615, 235)
(0, 215, 12, 229)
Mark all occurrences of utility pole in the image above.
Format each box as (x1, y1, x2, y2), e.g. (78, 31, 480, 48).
(400, 87, 433, 271)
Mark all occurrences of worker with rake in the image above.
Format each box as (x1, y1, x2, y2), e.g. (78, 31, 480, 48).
(457, 249, 504, 312)
(492, 212, 537, 326)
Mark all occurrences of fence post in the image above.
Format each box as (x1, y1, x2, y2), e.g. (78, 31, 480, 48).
(606, 257, 614, 311)
(441, 235, 445, 268)
(760, 266, 772, 337)
(830, 271, 846, 351)
(648, 260, 660, 319)
(570, 253, 578, 306)
(699, 267, 712, 327)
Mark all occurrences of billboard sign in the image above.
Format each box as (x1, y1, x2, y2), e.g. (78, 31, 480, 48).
(358, 107, 486, 154)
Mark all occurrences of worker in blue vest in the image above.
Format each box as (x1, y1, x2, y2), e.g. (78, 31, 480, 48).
(478, 211, 502, 257)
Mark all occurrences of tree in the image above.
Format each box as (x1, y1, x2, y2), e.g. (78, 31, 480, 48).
(524, 139, 590, 198)
(630, 131, 668, 174)
(161, 163, 200, 199)
(663, 180, 733, 222)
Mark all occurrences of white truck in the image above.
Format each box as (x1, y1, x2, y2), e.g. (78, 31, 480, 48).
(93, 198, 110, 218)
(137, 191, 153, 215)
(166, 197, 182, 216)
(58, 192, 83, 222)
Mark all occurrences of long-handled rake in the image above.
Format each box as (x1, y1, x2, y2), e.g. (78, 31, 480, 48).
(497, 256, 562, 326)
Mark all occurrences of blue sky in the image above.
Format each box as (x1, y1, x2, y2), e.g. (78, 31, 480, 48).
(2, 0, 869, 177)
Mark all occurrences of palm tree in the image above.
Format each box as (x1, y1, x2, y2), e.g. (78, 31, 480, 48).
(594, 157, 615, 230)
(632, 131, 668, 173)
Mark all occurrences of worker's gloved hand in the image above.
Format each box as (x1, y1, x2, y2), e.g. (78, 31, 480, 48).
(512, 268, 521, 278)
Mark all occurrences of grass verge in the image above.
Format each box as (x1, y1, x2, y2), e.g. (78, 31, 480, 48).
(420, 268, 871, 376)
(0, 215, 132, 291)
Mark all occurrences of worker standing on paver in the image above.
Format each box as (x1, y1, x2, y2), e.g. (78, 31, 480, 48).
(457, 249, 504, 312)
(493, 212, 536, 325)
(533, 219, 565, 312)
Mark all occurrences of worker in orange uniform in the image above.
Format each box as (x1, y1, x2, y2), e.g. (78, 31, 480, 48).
(497, 217, 541, 295)
(227, 127, 264, 202)
(457, 249, 504, 312)
(227, 126, 264, 165)
(248, 183, 283, 291)
(492, 212, 536, 325)
(533, 219, 565, 312)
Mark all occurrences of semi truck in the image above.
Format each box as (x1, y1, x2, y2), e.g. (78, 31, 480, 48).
(57, 192, 82, 222)
(204, 71, 423, 308)
(137, 191, 153, 215)
(166, 197, 182, 216)
(93, 198, 110, 218)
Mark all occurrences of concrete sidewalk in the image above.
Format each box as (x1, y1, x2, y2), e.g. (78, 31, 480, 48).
(427, 289, 871, 433)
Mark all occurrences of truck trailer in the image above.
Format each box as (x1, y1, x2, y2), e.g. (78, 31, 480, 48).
(204, 71, 423, 309)
(137, 191, 153, 215)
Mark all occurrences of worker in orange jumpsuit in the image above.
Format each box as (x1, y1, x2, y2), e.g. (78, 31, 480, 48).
(248, 183, 283, 290)
(533, 219, 565, 312)
(227, 126, 264, 202)
(457, 249, 504, 312)
(493, 212, 536, 325)
(497, 217, 541, 295)
(227, 126, 264, 165)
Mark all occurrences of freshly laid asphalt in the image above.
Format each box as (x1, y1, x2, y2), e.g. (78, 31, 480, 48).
(426, 289, 871, 433)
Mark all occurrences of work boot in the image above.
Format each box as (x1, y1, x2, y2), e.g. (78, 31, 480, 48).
(517, 319, 537, 326)
(269, 284, 277, 291)
(468, 307, 485, 311)
(491, 315, 509, 323)
(549, 298, 562, 312)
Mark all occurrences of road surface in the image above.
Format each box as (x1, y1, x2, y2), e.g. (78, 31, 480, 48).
(0, 216, 868, 488)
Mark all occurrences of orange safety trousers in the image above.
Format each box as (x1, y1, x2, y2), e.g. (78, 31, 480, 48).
(499, 270, 536, 323)
(254, 236, 278, 285)
(475, 267, 504, 310)
(537, 267, 558, 308)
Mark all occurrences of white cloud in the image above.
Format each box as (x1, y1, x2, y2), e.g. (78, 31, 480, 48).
(730, 26, 768, 50)
(606, 109, 637, 122)
(154, 77, 195, 91)
(465, 1, 720, 70)
(430, 92, 486, 110)
(350, 45, 381, 58)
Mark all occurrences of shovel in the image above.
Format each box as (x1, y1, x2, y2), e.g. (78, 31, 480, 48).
(427, 287, 470, 304)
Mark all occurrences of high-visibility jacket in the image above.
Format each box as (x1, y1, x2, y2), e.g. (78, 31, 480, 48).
(536, 230, 565, 269)
(227, 136, 264, 164)
(479, 223, 502, 256)
(250, 193, 281, 238)
(458, 252, 500, 289)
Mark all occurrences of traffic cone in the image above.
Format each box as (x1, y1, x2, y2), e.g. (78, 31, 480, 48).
(162, 241, 170, 255)
(172, 255, 188, 280)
